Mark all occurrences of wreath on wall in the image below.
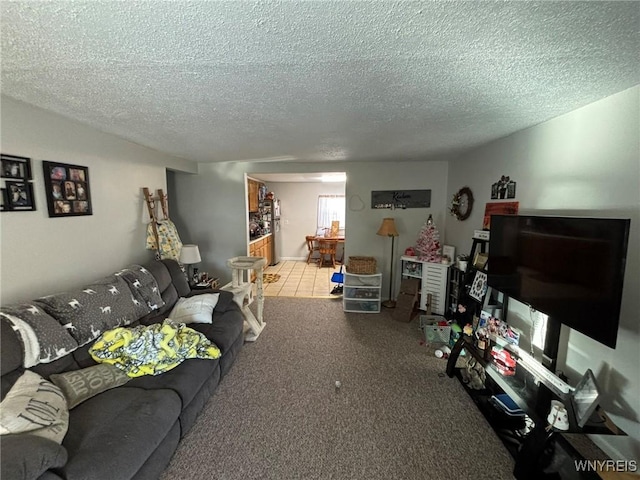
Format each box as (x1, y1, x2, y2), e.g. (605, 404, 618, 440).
(450, 187, 474, 221)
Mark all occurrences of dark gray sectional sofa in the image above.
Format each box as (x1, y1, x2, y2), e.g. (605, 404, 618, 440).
(0, 259, 245, 480)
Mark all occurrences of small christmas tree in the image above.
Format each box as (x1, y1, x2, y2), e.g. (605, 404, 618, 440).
(416, 214, 442, 262)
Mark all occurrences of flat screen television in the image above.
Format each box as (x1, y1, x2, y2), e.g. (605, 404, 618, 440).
(488, 215, 630, 349)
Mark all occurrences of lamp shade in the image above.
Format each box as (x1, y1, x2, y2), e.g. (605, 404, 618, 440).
(376, 218, 399, 237)
(179, 244, 201, 264)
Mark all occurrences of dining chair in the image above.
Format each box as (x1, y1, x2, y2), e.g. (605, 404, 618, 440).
(305, 235, 320, 264)
(317, 239, 337, 268)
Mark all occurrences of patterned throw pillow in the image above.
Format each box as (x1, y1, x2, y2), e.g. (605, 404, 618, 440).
(117, 265, 165, 315)
(36, 275, 139, 346)
(0, 304, 78, 367)
(0, 370, 69, 444)
(50, 364, 130, 409)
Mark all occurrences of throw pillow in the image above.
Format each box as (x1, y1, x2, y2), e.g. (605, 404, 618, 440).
(35, 275, 139, 346)
(117, 264, 165, 314)
(169, 294, 220, 324)
(0, 370, 69, 444)
(0, 304, 78, 367)
(50, 364, 130, 409)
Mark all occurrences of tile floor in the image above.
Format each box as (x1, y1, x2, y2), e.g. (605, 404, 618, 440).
(262, 260, 343, 298)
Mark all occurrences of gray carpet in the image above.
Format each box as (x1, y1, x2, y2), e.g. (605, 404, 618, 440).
(161, 297, 515, 480)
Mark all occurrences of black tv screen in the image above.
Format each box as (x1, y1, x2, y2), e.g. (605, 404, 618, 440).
(488, 215, 630, 349)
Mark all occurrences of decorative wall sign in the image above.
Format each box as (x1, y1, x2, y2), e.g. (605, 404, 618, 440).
(1, 154, 35, 212)
(371, 189, 431, 209)
(491, 175, 517, 199)
(43, 161, 92, 217)
(483, 201, 519, 230)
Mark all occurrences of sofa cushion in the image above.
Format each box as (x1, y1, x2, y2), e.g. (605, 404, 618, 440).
(0, 370, 69, 443)
(169, 293, 220, 324)
(0, 303, 78, 367)
(60, 387, 181, 480)
(191, 305, 245, 355)
(126, 357, 219, 408)
(50, 364, 130, 409)
(36, 275, 139, 346)
(117, 264, 165, 315)
(0, 434, 68, 480)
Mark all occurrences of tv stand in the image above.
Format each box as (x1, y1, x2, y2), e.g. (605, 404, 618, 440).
(446, 336, 624, 479)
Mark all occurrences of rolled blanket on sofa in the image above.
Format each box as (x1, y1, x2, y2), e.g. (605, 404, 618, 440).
(89, 320, 220, 377)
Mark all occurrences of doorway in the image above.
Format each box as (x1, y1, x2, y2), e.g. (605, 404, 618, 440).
(247, 172, 346, 265)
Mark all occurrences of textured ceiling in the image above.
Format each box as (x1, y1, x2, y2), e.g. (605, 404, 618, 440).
(1, 1, 638, 164)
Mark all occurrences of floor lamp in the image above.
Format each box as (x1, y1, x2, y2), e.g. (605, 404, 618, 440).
(377, 218, 399, 308)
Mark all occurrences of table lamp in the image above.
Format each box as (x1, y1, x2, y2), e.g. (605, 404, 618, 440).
(179, 244, 201, 285)
(377, 218, 400, 308)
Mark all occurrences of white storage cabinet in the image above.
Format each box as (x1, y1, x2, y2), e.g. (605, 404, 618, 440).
(400, 256, 450, 315)
(343, 272, 382, 313)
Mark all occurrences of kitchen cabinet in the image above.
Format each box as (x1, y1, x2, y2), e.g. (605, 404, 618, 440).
(249, 234, 272, 280)
(248, 179, 260, 212)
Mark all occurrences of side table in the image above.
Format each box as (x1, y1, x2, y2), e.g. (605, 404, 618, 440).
(221, 256, 266, 342)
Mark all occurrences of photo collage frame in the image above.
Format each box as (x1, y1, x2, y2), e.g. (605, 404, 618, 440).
(43, 161, 93, 217)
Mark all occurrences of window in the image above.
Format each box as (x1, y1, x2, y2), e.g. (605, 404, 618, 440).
(317, 195, 345, 235)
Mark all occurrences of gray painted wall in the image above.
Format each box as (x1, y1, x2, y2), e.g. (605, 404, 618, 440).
(445, 86, 639, 461)
(2, 86, 637, 461)
(0, 97, 195, 303)
(170, 160, 449, 301)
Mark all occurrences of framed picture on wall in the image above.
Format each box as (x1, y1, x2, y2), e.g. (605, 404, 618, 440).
(2, 180, 36, 211)
(1, 154, 32, 180)
(43, 161, 93, 217)
(1, 154, 36, 212)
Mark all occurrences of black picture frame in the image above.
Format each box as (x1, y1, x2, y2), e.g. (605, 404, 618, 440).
(43, 161, 92, 217)
(1, 154, 32, 180)
(2, 180, 36, 211)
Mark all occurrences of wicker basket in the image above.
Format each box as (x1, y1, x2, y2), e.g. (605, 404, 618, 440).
(347, 256, 377, 274)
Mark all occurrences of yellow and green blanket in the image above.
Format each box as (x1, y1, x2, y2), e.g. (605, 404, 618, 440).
(89, 320, 220, 377)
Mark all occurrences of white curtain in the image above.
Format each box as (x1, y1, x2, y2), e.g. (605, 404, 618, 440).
(317, 195, 345, 234)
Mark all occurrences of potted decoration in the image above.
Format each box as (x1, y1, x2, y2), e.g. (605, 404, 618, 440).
(457, 254, 470, 272)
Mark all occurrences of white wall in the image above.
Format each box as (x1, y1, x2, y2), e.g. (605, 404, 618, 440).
(0, 96, 197, 304)
(171, 160, 449, 300)
(445, 86, 640, 461)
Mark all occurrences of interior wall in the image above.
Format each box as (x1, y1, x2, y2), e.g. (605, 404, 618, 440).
(255, 180, 345, 260)
(445, 86, 640, 461)
(171, 160, 449, 299)
(0, 96, 197, 304)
